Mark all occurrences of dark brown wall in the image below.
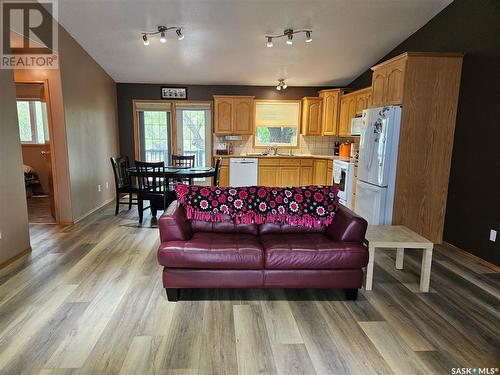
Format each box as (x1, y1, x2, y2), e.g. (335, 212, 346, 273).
(349, 0, 500, 265)
(116, 84, 326, 162)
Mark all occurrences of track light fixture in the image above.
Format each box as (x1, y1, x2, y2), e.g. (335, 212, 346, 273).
(141, 26, 184, 46)
(265, 28, 312, 47)
(276, 79, 287, 91)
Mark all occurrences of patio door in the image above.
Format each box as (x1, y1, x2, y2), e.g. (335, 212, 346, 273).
(134, 101, 172, 162)
(175, 104, 212, 168)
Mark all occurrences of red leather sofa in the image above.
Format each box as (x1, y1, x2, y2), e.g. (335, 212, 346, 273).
(157, 201, 368, 301)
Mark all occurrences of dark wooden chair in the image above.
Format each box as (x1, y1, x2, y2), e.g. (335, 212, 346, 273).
(171, 154, 195, 185)
(213, 157, 222, 186)
(171, 154, 195, 168)
(110, 156, 139, 215)
(135, 160, 173, 224)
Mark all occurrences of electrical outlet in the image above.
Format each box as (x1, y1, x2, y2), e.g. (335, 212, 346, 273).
(489, 229, 497, 242)
(98, 184, 102, 192)
(106, 182, 109, 189)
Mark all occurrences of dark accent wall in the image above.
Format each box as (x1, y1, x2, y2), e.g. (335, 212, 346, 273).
(349, 0, 500, 265)
(116, 84, 325, 162)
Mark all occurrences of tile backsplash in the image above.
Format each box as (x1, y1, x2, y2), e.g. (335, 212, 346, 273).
(214, 135, 358, 156)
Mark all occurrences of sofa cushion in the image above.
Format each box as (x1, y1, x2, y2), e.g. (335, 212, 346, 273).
(259, 223, 326, 235)
(158, 232, 263, 269)
(191, 218, 258, 236)
(260, 233, 368, 269)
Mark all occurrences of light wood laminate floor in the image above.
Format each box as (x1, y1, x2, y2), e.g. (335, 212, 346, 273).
(0, 204, 498, 375)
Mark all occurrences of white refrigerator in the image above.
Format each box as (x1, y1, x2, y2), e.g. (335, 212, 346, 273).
(354, 106, 401, 225)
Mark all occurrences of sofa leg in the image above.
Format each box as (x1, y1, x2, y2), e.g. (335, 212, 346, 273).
(165, 288, 179, 302)
(344, 288, 358, 301)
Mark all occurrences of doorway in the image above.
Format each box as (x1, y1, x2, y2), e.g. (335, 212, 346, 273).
(15, 82, 56, 223)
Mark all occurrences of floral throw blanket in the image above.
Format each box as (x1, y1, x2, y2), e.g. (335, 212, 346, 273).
(175, 184, 339, 228)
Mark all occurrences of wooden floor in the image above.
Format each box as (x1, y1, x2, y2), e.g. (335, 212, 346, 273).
(0, 204, 498, 375)
(27, 196, 56, 224)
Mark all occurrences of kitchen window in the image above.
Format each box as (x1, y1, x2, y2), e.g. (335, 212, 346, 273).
(254, 100, 301, 148)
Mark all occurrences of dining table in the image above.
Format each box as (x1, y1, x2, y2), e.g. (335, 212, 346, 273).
(127, 165, 217, 223)
(127, 165, 216, 185)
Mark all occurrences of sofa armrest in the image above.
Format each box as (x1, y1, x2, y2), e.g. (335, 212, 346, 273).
(158, 201, 193, 242)
(325, 205, 368, 243)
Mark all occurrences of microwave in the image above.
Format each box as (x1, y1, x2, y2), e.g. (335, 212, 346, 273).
(351, 117, 363, 135)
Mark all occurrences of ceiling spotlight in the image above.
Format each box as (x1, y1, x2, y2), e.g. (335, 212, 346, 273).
(176, 29, 184, 40)
(142, 34, 149, 46)
(265, 28, 312, 47)
(305, 31, 312, 43)
(276, 79, 287, 91)
(160, 31, 167, 43)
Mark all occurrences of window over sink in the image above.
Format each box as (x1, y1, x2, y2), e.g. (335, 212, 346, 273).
(254, 100, 301, 148)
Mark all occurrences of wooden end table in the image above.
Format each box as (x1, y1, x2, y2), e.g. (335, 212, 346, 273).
(364, 225, 434, 292)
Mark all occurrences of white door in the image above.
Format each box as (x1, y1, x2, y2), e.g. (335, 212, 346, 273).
(354, 179, 389, 225)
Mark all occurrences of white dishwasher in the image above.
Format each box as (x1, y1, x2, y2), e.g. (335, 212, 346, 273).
(229, 158, 258, 187)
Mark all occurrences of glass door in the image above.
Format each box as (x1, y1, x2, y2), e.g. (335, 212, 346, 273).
(137, 109, 172, 162)
(175, 105, 211, 168)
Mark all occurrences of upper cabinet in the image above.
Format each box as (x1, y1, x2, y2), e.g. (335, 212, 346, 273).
(371, 55, 407, 106)
(319, 89, 342, 136)
(338, 87, 372, 136)
(339, 93, 356, 136)
(354, 87, 372, 115)
(213, 96, 254, 134)
(301, 97, 322, 136)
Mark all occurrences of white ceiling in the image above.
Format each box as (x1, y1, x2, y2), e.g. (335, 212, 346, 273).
(55, 0, 452, 86)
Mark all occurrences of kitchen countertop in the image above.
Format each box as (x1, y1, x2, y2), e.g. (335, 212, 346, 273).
(215, 154, 340, 161)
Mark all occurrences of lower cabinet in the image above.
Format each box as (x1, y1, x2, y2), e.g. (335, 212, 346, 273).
(300, 166, 313, 185)
(313, 159, 328, 185)
(218, 157, 331, 188)
(258, 166, 279, 186)
(257, 158, 331, 187)
(216, 158, 230, 186)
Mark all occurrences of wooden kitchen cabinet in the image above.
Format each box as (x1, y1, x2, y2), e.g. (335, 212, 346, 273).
(233, 97, 254, 134)
(213, 96, 254, 134)
(258, 166, 279, 186)
(256, 158, 328, 187)
(326, 160, 333, 185)
(300, 166, 313, 185)
(213, 157, 229, 186)
(371, 55, 406, 106)
(339, 87, 372, 136)
(319, 89, 342, 136)
(280, 166, 301, 187)
(339, 93, 356, 136)
(368, 52, 464, 243)
(301, 97, 322, 136)
(354, 87, 372, 115)
(371, 69, 387, 107)
(313, 159, 328, 185)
